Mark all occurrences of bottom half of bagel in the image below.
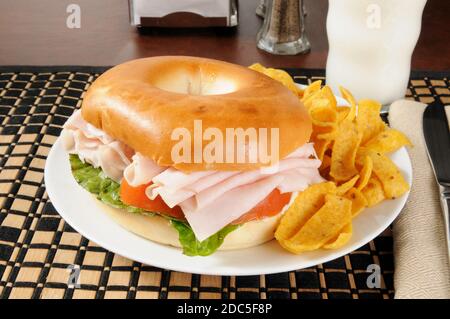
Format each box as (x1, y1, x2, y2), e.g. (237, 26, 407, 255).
(94, 197, 286, 251)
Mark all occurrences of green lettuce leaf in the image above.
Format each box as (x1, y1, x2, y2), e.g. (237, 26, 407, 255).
(68, 154, 238, 256)
(171, 220, 239, 256)
(69, 154, 149, 214)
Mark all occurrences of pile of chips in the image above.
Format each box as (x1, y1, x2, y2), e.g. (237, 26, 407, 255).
(249, 63, 304, 98)
(250, 64, 412, 254)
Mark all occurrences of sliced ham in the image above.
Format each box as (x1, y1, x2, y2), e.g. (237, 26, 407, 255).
(64, 110, 324, 241)
(186, 171, 239, 193)
(143, 171, 240, 209)
(98, 142, 132, 182)
(121, 141, 322, 239)
(180, 174, 285, 241)
(64, 109, 114, 144)
(62, 110, 133, 182)
(152, 168, 216, 191)
(146, 186, 195, 209)
(286, 142, 317, 158)
(277, 168, 324, 194)
(124, 152, 165, 187)
(154, 156, 321, 211)
(147, 169, 217, 207)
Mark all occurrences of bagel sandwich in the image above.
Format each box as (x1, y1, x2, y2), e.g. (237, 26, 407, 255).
(61, 56, 323, 256)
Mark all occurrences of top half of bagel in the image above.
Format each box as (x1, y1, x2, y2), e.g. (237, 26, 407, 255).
(80, 56, 312, 171)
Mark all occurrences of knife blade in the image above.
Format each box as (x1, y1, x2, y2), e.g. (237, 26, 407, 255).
(423, 101, 450, 185)
(423, 100, 450, 260)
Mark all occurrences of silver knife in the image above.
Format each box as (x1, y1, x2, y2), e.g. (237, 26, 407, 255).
(423, 100, 450, 261)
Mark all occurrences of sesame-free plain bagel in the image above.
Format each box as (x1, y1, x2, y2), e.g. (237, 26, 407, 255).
(81, 56, 312, 171)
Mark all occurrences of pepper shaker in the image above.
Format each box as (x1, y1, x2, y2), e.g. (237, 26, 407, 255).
(256, 0, 310, 55)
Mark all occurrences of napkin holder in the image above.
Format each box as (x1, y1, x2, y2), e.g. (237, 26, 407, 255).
(129, 0, 238, 28)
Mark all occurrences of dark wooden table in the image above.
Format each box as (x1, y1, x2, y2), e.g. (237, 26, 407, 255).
(0, 0, 448, 70)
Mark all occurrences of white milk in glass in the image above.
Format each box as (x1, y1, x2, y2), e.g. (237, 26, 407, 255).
(326, 0, 427, 107)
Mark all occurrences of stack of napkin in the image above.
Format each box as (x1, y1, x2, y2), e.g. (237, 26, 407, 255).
(130, 0, 232, 25)
(389, 100, 450, 299)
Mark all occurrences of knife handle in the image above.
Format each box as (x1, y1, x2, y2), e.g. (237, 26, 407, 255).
(439, 184, 450, 263)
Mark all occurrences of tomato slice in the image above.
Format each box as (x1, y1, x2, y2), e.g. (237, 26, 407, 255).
(232, 188, 292, 224)
(120, 179, 185, 220)
(120, 179, 291, 225)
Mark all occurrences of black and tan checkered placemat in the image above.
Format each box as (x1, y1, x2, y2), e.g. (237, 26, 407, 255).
(0, 66, 449, 299)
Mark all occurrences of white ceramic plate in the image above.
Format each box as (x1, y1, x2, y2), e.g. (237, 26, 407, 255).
(44, 85, 412, 276)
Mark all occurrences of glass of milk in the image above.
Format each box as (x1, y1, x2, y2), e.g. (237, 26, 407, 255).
(326, 0, 427, 112)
